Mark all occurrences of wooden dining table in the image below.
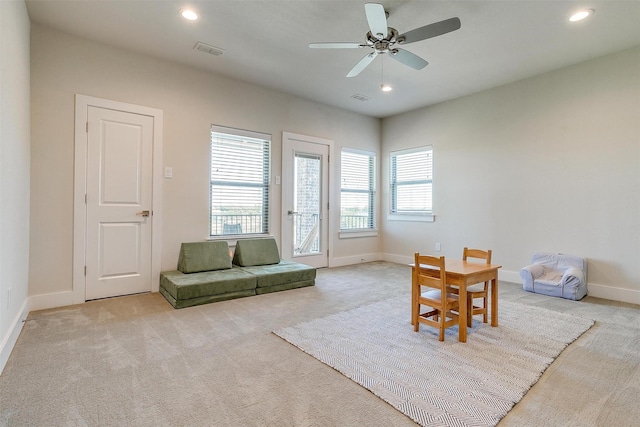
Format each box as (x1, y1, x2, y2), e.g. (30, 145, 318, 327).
(411, 259, 502, 343)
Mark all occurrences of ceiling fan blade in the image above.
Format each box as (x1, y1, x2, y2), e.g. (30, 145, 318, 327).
(389, 49, 428, 70)
(398, 17, 461, 44)
(347, 51, 378, 77)
(365, 3, 388, 40)
(309, 42, 362, 49)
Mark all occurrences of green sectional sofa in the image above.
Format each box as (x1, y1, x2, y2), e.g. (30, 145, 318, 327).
(160, 238, 316, 308)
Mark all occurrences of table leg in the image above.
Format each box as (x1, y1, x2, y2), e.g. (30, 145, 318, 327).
(491, 276, 498, 327)
(458, 284, 467, 343)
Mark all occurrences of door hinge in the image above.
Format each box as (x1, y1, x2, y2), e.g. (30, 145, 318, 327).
(85, 194, 87, 204)
(84, 266, 87, 276)
(86, 122, 89, 133)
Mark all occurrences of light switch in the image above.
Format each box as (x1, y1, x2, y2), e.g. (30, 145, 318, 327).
(164, 167, 173, 179)
(275, 175, 281, 185)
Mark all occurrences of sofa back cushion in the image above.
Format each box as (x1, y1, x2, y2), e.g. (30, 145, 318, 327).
(233, 237, 281, 266)
(531, 252, 585, 272)
(178, 241, 232, 273)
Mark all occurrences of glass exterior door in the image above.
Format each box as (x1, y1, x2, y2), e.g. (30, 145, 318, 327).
(292, 153, 321, 255)
(281, 132, 330, 268)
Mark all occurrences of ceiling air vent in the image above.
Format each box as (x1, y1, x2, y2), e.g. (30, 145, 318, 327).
(350, 93, 370, 102)
(194, 41, 225, 56)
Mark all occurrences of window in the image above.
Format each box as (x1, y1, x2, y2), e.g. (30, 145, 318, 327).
(340, 148, 376, 231)
(210, 125, 270, 237)
(390, 146, 433, 219)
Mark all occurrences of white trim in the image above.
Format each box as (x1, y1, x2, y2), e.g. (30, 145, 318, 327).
(0, 299, 29, 375)
(339, 229, 379, 239)
(382, 252, 413, 266)
(281, 132, 334, 268)
(387, 214, 435, 222)
(73, 95, 163, 303)
(329, 253, 383, 268)
(584, 283, 640, 306)
(28, 291, 75, 312)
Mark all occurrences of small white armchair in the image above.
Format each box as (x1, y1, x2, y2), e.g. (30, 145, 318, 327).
(520, 253, 587, 300)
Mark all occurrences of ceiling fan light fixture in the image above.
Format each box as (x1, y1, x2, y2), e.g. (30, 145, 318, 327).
(569, 9, 594, 22)
(180, 9, 199, 21)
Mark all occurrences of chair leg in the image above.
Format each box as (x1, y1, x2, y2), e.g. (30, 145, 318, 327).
(482, 297, 488, 323)
(482, 282, 489, 323)
(467, 297, 473, 327)
(438, 310, 445, 341)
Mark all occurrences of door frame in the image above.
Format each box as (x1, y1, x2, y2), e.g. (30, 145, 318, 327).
(72, 94, 163, 304)
(281, 131, 334, 267)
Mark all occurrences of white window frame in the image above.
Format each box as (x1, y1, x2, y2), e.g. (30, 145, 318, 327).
(339, 148, 378, 238)
(388, 145, 434, 222)
(209, 125, 271, 238)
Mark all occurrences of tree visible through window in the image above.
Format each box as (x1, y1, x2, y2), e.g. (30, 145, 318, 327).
(390, 146, 433, 215)
(340, 149, 376, 230)
(210, 125, 270, 237)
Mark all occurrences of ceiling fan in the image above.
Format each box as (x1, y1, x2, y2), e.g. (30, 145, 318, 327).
(309, 3, 461, 77)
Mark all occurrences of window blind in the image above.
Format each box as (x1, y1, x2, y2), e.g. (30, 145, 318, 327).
(340, 149, 375, 230)
(390, 146, 432, 214)
(210, 126, 271, 236)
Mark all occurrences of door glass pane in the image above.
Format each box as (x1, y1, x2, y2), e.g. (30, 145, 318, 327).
(293, 153, 321, 255)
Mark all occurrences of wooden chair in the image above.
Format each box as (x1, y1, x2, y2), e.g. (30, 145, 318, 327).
(462, 247, 492, 327)
(413, 253, 459, 341)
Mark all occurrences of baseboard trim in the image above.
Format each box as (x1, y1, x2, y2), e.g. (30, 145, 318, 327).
(330, 253, 382, 268)
(0, 299, 29, 375)
(587, 283, 640, 306)
(29, 290, 75, 312)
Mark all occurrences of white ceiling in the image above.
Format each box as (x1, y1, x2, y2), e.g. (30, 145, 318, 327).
(25, 1, 640, 118)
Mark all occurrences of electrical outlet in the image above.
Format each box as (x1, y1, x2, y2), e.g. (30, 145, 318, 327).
(435, 242, 441, 252)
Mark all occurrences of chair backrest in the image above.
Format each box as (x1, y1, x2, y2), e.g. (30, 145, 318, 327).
(414, 253, 447, 292)
(463, 247, 492, 264)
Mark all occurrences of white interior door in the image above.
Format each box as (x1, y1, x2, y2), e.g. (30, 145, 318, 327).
(85, 106, 154, 300)
(282, 132, 331, 268)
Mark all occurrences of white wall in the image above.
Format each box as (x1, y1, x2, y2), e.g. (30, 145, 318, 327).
(29, 24, 381, 304)
(0, 0, 31, 372)
(382, 46, 640, 303)
(25, 21, 640, 312)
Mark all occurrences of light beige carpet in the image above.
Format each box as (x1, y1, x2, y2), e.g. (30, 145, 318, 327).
(275, 296, 594, 427)
(1, 261, 639, 426)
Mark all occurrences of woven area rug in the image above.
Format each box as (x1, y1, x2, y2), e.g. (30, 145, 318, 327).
(274, 297, 594, 427)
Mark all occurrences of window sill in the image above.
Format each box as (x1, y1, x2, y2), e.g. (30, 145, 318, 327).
(387, 214, 435, 223)
(339, 229, 379, 239)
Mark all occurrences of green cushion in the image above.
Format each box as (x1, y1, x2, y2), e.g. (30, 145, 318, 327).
(177, 241, 231, 273)
(160, 268, 256, 300)
(255, 280, 315, 295)
(232, 238, 281, 267)
(239, 260, 316, 288)
(160, 286, 256, 309)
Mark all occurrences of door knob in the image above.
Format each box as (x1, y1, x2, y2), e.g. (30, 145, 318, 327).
(136, 210, 150, 217)
(287, 210, 299, 216)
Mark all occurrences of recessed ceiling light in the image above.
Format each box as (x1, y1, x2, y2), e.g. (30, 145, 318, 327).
(381, 84, 393, 92)
(569, 9, 594, 22)
(181, 9, 199, 21)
